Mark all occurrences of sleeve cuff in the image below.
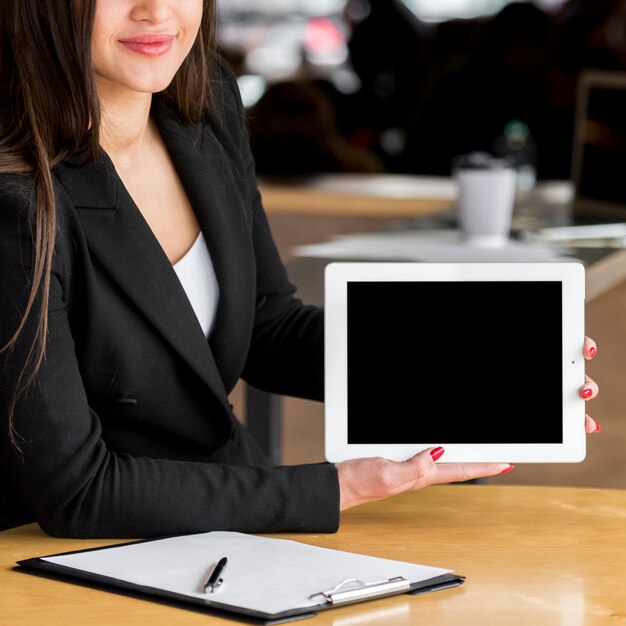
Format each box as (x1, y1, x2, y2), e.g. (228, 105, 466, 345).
(276, 462, 340, 533)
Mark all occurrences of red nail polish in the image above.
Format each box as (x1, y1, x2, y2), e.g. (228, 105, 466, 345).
(430, 447, 445, 462)
(582, 388, 593, 399)
(589, 346, 596, 357)
(595, 423, 601, 433)
(500, 465, 515, 475)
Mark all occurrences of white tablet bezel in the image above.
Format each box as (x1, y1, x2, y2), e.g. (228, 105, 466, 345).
(324, 262, 586, 463)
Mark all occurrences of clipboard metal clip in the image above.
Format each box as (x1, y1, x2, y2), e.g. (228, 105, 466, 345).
(310, 576, 410, 605)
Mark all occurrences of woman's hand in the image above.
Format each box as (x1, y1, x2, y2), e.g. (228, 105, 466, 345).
(582, 336, 600, 434)
(337, 336, 601, 512)
(336, 449, 511, 511)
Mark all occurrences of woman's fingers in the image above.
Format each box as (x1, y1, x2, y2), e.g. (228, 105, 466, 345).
(392, 448, 509, 490)
(583, 336, 597, 360)
(581, 339, 600, 432)
(337, 448, 515, 511)
(425, 459, 513, 486)
(580, 374, 599, 400)
(585, 414, 601, 434)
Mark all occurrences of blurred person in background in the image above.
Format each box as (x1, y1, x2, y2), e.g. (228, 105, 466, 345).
(235, 0, 626, 182)
(395, 2, 554, 178)
(247, 79, 384, 176)
(339, 0, 429, 163)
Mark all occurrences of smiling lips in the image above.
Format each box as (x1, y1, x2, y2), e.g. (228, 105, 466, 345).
(119, 33, 174, 57)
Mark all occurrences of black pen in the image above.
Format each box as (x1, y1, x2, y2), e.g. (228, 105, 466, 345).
(203, 556, 228, 593)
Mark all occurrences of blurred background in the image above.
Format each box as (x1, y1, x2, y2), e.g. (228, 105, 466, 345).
(216, 0, 626, 182)
(221, 0, 626, 489)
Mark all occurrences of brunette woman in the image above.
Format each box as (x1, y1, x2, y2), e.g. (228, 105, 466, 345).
(0, 0, 600, 537)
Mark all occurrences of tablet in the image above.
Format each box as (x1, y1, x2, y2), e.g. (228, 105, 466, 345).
(324, 262, 586, 463)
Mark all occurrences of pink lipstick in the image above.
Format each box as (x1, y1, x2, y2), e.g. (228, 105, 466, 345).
(119, 33, 174, 57)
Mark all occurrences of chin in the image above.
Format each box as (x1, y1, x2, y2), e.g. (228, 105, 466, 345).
(96, 64, 182, 98)
(138, 81, 176, 94)
(122, 75, 178, 95)
(133, 67, 178, 89)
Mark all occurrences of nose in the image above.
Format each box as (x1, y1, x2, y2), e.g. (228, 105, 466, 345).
(130, 0, 173, 24)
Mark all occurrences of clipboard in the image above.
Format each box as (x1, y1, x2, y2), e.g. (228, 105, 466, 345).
(15, 531, 465, 624)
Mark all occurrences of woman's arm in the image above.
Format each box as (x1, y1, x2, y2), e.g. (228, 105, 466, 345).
(0, 185, 339, 538)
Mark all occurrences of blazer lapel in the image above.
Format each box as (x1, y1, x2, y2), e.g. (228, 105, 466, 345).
(154, 103, 256, 392)
(55, 147, 231, 410)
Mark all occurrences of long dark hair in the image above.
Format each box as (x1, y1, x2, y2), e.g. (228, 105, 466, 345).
(0, 0, 218, 448)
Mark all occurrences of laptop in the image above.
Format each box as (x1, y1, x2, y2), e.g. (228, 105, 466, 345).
(571, 69, 626, 223)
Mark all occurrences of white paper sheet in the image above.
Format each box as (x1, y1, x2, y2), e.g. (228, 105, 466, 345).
(42, 531, 451, 616)
(294, 229, 579, 263)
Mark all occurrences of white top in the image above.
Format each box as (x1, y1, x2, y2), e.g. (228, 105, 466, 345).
(172, 232, 219, 338)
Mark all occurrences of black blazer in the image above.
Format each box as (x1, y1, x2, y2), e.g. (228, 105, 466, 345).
(0, 67, 339, 538)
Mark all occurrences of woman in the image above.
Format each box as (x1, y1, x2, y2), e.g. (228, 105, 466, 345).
(0, 1, 600, 538)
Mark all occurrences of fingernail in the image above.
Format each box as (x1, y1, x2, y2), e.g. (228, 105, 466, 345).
(595, 423, 601, 433)
(430, 447, 445, 462)
(500, 464, 515, 475)
(590, 346, 597, 358)
(582, 388, 593, 399)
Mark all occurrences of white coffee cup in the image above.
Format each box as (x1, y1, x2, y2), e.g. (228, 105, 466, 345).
(453, 153, 517, 247)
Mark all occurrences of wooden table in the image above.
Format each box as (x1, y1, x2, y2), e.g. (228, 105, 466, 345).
(2, 485, 625, 625)
(258, 174, 458, 218)
(259, 175, 626, 303)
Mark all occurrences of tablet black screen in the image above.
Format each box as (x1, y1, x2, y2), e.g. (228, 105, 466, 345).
(347, 281, 563, 444)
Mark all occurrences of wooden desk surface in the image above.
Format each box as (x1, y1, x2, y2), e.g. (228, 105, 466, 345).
(258, 174, 457, 217)
(2, 485, 625, 625)
(258, 175, 626, 301)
